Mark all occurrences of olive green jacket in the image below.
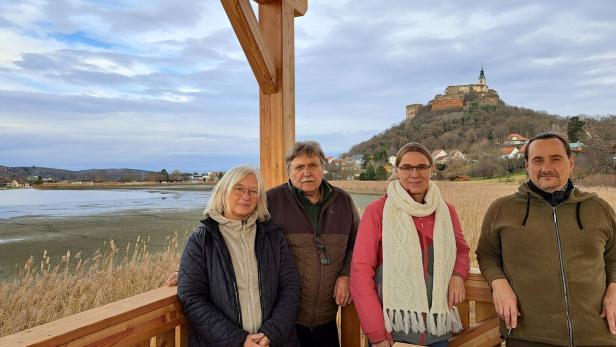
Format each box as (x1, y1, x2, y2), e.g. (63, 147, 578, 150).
(476, 183, 616, 346)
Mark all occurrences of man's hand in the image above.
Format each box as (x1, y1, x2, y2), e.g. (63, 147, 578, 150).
(491, 278, 520, 329)
(600, 282, 616, 334)
(448, 275, 465, 308)
(166, 271, 178, 286)
(244, 333, 266, 347)
(333, 275, 352, 306)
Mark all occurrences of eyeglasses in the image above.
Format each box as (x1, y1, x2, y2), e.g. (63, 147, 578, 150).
(397, 164, 432, 174)
(313, 234, 331, 265)
(232, 186, 259, 198)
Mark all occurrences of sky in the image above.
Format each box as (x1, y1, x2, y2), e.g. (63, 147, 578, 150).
(1, 0, 615, 172)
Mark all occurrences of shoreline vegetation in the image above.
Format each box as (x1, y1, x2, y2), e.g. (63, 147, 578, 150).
(0, 232, 184, 337)
(2, 180, 616, 337)
(35, 181, 217, 190)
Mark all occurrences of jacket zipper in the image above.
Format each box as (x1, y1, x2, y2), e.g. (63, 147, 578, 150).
(292, 189, 338, 327)
(549, 204, 575, 347)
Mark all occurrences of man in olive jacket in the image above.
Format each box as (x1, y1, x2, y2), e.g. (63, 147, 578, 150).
(267, 141, 359, 347)
(476, 133, 616, 346)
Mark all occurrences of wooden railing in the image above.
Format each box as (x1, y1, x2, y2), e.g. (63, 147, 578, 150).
(0, 269, 500, 347)
(0, 286, 187, 347)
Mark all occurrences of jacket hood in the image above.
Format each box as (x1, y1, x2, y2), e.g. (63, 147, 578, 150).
(515, 182, 597, 204)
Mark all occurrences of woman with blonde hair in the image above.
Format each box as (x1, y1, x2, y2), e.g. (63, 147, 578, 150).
(350, 143, 470, 347)
(177, 166, 300, 347)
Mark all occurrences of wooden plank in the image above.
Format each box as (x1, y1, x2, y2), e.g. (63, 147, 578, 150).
(449, 316, 501, 347)
(475, 302, 497, 323)
(340, 304, 362, 347)
(464, 270, 493, 303)
(0, 286, 181, 346)
(63, 303, 185, 347)
(258, 0, 295, 188)
(177, 323, 189, 347)
(154, 329, 175, 347)
(253, 0, 307, 17)
(457, 300, 471, 329)
(221, 0, 277, 94)
(130, 340, 151, 347)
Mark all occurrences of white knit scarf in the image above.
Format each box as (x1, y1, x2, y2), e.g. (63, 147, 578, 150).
(382, 180, 462, 336)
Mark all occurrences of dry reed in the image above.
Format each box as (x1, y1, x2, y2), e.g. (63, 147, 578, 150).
(1, 181, 615, 338)
(0, 232, 185, 337)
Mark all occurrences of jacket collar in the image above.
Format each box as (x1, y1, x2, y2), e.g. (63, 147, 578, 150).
(287, 179, 333, 206)
(526, 179, 574, 207)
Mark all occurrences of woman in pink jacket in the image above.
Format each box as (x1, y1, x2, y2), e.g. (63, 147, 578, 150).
(350, 142, 470, 347)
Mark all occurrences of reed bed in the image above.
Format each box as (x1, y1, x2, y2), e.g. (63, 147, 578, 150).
(1, 181, 615, 337)
(0, 233, 185, 337)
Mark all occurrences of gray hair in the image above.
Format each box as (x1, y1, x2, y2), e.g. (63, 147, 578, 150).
(285, 141, 326, 172)
(205, 165, 270, 222)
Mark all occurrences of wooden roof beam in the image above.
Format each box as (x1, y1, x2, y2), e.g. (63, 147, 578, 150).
(221, 0, 277, 94)
(253, 0, 307, 17)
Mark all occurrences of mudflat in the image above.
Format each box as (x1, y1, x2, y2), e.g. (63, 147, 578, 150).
(0, 208, 204, 282)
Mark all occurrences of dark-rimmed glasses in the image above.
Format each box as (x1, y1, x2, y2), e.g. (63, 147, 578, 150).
(397, 164, 431, 174)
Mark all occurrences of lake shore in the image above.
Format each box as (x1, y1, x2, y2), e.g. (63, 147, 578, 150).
(0, 208, 204, 282)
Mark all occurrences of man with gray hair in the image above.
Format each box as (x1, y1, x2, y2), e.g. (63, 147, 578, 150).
(267, 140, 359, 347)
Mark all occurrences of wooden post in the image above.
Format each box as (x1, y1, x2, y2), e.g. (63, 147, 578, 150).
(221, 0, 306, 189)
(258, 0, 296, 188)
(340, 303, 363, 347)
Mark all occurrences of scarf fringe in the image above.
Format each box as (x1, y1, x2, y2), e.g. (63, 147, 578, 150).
(383, 307, 463, 336)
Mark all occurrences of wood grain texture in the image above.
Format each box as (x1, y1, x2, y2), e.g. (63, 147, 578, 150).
(221, 0, 277, 94)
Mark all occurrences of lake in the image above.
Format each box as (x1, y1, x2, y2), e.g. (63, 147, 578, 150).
(0, 188, 379, 282)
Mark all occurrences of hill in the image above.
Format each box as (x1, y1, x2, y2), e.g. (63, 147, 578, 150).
(0, 166, 154, 182)
(343, 101, 616, 180)
(345, 102, 615, 158)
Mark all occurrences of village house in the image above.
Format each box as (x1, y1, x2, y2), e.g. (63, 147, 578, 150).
(503, 133, 528, 148)
(431, 149, 448, 163)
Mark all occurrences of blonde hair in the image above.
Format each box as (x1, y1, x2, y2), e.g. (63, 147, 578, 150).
(205, 165, 270, 222)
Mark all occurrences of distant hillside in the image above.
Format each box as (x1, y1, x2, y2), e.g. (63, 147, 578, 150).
(344, 101, 616, 160)
(0, 166, 153, 182)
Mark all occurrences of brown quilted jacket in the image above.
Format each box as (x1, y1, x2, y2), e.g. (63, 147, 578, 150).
(267, 181, 359, 327)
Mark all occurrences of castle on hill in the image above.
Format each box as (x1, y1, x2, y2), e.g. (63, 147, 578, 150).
(406, 68, 501, 119)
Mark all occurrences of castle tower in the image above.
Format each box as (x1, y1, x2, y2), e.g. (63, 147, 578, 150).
(478, 67, 487, 85)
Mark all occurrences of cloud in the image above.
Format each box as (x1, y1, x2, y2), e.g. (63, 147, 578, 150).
(1, 0, 615, 171)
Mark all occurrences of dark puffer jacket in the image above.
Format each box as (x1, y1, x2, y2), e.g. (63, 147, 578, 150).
(177, 217, 301, 347)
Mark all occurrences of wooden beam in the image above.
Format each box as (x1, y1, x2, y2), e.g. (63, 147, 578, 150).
(253, 0, 307, 17)
(0, 286, 184, 347)
(221, 0, 277, 94)
(259, 0, 296, 188)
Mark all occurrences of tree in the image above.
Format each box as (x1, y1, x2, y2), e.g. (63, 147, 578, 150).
(145, 172, 164, 182)
(361, 153, 371, 169)
(170, 170, 184, 181)
(375, 165, 388, 180)
(361, 163, 376, 181)
(567, 116, 585, 143)
(160, 169, 169, 181)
